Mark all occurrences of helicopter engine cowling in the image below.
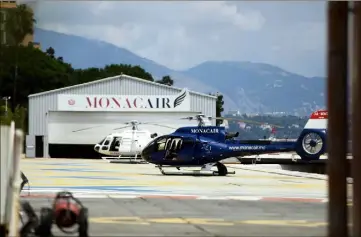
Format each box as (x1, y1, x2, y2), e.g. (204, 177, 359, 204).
(225, 132, 239, 140)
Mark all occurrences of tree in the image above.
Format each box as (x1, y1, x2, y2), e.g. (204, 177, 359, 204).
(4, 4, 36, 112)
(0, 105, 13, 126)
(156, 75, 174, 86)
(0, 45, 160, 131)
(0, 104, 27, 130)
(0, 45, 73, 109)
(70, 64, 154, 85)
(216, 93, 224, 125)
(209, 92, 225, 125)
(46, 47, 55, 58)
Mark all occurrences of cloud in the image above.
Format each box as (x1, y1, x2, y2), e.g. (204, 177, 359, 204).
(29, 1, 326, 77)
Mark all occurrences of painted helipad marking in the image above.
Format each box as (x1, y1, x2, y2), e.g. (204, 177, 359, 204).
(238, 220, 327, 227)
(107, 195, 138, 199)
(21, 159, 329, 203)
(197, 196, 231, 200)
(261, 197, 326, 203)
(227, 196, 263, 201)
(20, 191, 328, 203)
(89, 217, 327, 227)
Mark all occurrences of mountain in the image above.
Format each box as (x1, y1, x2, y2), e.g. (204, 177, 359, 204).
(34, 28, 172, 77)
(34, 28, 325, 115)
(34, 28, 238, 110)
(183, 61, 326, 115)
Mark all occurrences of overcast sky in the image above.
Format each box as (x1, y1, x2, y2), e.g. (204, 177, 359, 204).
(27, 1, 326, 77)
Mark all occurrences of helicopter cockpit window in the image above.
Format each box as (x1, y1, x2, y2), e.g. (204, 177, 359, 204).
(102, 136, 112, 146)
(165, 138, 172, 151)
(114, 137, 121, 146)
(170, 139, 178, 151)
(98, 138, 105, 145)
(110, 137, 121, 151)
(176, 139, 183, 151)
(155, 138, 167, 151)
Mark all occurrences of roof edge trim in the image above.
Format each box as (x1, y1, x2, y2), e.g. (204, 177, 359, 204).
(28, 74, 216, 99)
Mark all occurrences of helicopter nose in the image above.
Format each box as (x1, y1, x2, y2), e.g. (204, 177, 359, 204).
(141, 146, 151, 162)
(94, 144, 100, 152)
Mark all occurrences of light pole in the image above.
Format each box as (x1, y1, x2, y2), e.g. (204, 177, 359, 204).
(1, 96, 11, 116)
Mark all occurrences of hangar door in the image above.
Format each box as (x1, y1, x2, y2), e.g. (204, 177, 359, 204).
(47, 111, 202, 145)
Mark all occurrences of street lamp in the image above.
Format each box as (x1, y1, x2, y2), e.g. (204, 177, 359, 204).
(1, 96, 11, 116)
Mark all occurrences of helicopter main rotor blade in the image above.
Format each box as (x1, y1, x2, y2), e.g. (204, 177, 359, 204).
(113, 125, 133, 130)
(178, 114, 283, 128)
(141, 122, 179, 130)
(72, 125, 104, 133)
(214, 117, 284, 128)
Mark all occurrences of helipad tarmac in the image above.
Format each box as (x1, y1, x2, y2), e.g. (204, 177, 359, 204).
(19, 158, 346, 236)
(20, 158, 329, 201)
(26, 197, 329, 236)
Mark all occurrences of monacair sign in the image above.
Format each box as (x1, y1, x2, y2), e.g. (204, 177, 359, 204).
(57, 88, 191, 112)
(190, 128, 219, 133)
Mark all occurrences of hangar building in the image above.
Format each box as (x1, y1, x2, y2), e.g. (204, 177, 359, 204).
(26, 74, 217, 158)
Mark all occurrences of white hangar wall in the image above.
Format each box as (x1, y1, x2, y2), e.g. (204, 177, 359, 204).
(27, 74, 217, 158)
(47, 111, 202, 145)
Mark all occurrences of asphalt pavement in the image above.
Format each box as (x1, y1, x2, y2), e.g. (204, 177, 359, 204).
(19, 158, 352, 236)
(20, 158, 330, 200)
(24, 197, 328, 236)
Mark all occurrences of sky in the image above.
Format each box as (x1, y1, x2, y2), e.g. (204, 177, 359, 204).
(25, 0, 326, 77)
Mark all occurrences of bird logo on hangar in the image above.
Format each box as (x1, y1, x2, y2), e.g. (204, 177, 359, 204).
(68, 99, 76, 106)
(173, 90, 187, 108)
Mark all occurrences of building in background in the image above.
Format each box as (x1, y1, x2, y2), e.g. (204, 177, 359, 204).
(0, 0, 40, 48)
(27, 74, 217, 158)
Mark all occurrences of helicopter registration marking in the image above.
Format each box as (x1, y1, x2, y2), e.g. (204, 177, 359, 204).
(229, 145, 266, 150)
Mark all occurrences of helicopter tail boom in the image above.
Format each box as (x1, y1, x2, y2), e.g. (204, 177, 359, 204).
(224, 110, 328, 160)
(226, 140, 296, 158)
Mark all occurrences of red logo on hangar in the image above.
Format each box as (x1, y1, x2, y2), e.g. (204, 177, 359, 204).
(68, 99, 76, 106)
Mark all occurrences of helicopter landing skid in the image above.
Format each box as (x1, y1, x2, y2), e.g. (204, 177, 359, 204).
(101, 155, 148, 164)
(157, 162, 235, 176)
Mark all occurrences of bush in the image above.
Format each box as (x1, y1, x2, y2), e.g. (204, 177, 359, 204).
(0, 105, 26, 130)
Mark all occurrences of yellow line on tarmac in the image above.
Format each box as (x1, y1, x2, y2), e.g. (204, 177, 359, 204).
(239, 220, 327, 227)
(89, 217, 150, 225)
(89, 217, 326, 227)
(25, 178, 325, 189)
(29, 179, 186, 187)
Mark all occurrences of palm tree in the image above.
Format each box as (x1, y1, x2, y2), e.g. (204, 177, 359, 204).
(4, 4, 36, 112)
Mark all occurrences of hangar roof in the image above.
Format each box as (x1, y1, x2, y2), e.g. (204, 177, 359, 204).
(28, 74, 216, 99)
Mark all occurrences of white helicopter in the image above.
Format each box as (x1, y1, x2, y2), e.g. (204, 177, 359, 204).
(93, 120, 177, 163)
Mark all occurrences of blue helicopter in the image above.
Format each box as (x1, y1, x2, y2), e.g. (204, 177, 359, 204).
(141, 110, 328, 176)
